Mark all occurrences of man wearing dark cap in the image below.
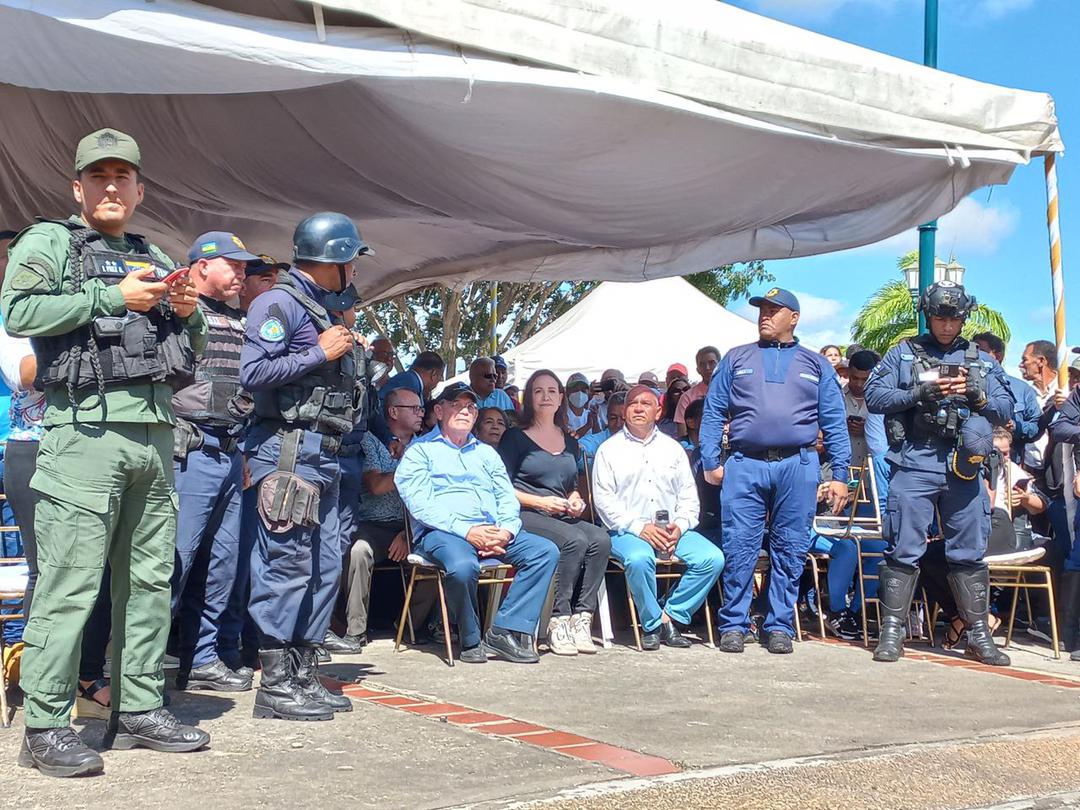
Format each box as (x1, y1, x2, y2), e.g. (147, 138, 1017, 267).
(2, 128, 210, 775)
(170, 232, 259, 694)
(240, 212, 371, 721)
(395, 382, 559, 664)
(700, 288, 851, 655)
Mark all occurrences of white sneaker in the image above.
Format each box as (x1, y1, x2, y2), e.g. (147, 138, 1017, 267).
(571, 613, 599, 654)
(546, 616, 578, 656)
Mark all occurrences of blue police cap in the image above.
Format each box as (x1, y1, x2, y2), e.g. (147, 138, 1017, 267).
(188, 231, 260, 264)
(748, 287, 800, 313)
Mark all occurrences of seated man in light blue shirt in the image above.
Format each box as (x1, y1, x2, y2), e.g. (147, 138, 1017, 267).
(469, 356, 516, 411)
(577, 392, 625, 473)
(395, 382, 559, 664)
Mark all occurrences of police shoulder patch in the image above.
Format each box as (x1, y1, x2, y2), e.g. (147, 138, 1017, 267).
(259, 317, 286, 342)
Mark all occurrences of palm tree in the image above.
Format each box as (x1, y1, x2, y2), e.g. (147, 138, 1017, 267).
(851, 253, 1011, 356)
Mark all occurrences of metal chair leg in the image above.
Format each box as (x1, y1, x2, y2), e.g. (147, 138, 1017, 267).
(1046, 570, 1062, 660)
(1005, 574, 1022, 650)
(436, 573, 454, 667)
(704, 597, 715, 647)
(398, 564, 416, 645)
(597, 577, 614, 649)
(623, 572, 642, 651)
(0, 636, 10, 729)
(809, 555, 827, 639)
(394, 566, 419, 653)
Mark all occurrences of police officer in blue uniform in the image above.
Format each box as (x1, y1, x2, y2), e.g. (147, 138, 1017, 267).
(240, 212, 371, 721)
(865, 281, 1012, 666)
(171, 232, 259, 693)
(700, 289, 851, 655)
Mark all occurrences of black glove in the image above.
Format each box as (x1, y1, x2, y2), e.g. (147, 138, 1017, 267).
(915, 381, 947, 404)
(965, 374, 988, 409)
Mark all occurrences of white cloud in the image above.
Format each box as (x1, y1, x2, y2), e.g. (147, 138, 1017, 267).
(856, 197, 1020, 259)
(980, 0, 1035, 19)
(736, 291, 853, 350)
(745, 0, 1031, 23)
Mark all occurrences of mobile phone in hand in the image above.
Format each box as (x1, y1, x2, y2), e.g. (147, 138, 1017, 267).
(942, 363, 962, 377)
(161, 266, 191, 285)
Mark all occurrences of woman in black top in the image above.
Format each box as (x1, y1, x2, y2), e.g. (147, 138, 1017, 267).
(498, 370, 611, 656)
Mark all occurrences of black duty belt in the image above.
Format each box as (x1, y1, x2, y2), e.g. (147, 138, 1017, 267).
(272, 426, 343, 456)
(735, 445, 811, 462)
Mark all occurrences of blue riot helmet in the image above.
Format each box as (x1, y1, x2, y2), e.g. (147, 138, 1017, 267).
(919, 280, 976, 320)
(293, 212, 372, 265)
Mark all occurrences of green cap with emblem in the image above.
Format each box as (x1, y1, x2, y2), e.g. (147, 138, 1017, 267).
(75, 128, 141, 173)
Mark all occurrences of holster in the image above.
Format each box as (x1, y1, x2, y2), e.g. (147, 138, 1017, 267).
(173, 418, 205, 461)
(257, 428, 321, 533)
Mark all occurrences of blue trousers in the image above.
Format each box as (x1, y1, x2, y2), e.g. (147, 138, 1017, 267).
(218, 486, 258, 664)
(245, 428, 343, 646)
(872, 453, 891, 515)
(172, 430, 243, 669)
(337, 453, 364, 556)
(415, 529, 558, 650)
(610, 529, 724, 633)
(885, 466, 989, 568)
(808, 533, 888, 613)
(719, 451, 818, 638)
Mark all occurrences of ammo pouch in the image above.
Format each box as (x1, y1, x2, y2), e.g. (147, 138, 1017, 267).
(257, 471, 321, 533)
(279, 384, 354, 436)
(173, 418, 205, 461)
(256, 428, 320, 533)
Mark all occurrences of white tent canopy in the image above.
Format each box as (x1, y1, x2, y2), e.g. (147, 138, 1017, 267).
(0, 0, 1062, 301)
(443, 277, 760, 389)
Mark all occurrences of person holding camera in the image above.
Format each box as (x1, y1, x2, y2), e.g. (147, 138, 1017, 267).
(592, 384, 724, 650)
(865, 281, 1013, 666)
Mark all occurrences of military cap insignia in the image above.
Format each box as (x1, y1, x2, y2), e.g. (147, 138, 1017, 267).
(259, 317, 286, 342)
(766, 287, 780, 297)
(201, 242, 217, 254)
(232, 235, 246, 249)
(97, 131, 118, 149)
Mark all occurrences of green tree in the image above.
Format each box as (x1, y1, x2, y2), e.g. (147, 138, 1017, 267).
(359, 262, 768, 371)
(851, 253, 1011, 355)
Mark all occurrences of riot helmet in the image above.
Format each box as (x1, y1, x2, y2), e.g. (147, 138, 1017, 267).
(919, 280, 976, 320)
(293, 212, 372, 264)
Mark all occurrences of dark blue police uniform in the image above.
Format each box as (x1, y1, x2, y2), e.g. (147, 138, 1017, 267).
(700, 338, 850, 639)
(240, 268, 356, 648)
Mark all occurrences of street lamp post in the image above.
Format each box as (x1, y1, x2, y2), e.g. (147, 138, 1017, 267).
(905, 256, 965, 314)
(917, 0, 940, 334)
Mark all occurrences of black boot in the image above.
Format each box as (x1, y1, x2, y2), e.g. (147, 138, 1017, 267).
(18, 727, 104, 778)
(180, 659, 253, 692)
(1058, 571, 1080, 654)
(102, 708, 210, 753)
(293, 646, 353, 713)
(873, 562, 919, 663)
(948, 566, 1010, 666)
(252, 647, 333, 721)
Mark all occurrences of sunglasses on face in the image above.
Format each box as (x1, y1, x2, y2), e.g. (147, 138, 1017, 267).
(480, 373, 497, 380)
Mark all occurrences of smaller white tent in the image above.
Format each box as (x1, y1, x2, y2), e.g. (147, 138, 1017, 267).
(445, 277, 760, 390)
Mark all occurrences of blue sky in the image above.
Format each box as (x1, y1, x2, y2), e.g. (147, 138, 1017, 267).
(721, 0, 1077, 370)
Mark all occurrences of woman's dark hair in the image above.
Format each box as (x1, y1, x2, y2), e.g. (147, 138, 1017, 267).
(422, 400, 438, 430)
(684, 397, 705, 422)
(520, 369, 566, 429)
(662, 377, 692, 421)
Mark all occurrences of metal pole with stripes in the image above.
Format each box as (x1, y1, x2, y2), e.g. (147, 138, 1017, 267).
(1046, 153, 1068, 389)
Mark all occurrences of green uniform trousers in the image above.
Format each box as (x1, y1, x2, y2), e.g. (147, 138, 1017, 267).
(20, 422, 177, 728)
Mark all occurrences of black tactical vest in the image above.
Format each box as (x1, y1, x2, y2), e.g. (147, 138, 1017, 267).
(252, 271, 367, 436)
(172, 297, 246, 427)
(32, 220, 196, 400)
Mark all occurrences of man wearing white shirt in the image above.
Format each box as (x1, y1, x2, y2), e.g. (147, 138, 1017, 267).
(592, 384, 725, 650)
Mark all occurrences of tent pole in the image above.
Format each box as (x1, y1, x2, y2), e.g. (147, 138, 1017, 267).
(1046, 153, 1069, 389)
(490, 282, 498, 355)
(916, 0, 939, 334)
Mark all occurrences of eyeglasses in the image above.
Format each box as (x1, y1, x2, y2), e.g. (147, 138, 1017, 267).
(480, 373, 498, 380)
(390, 404, 424, 413)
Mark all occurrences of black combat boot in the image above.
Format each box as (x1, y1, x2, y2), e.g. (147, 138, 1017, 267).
(252, 647, 333, 721)
(873, 562, 919, 663)
(102, 707, 210, 752)
(293, 646, 352, 713)
(948, 566, 1010, 666)
(18, 727, 104, 778)
(1058, 571, 1080, 656)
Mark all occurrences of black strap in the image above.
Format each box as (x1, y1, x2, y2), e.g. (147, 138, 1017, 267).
(278, 428, 303, 474)
(272, 272, 334, 332)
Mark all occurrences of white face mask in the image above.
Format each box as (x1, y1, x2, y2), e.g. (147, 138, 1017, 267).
(568, 391, 588, 408)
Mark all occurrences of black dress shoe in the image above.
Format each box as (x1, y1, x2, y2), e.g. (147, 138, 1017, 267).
(315, 646, 331, 664)
(102, 708, 210, 753)
(766, 631, 793, 654)
(18, 728, 104, 778)
(659, 622, 692, 648)
(459, 644, 488, 664)
(483, 627, 540, 663)
(719, 630, 745, 653)
(640, 631, 660, 651)
(323, 630, 366, 654)
(182, 659, 253, 692)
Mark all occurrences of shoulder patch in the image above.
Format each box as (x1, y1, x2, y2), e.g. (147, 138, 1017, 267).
(258, 317, 286, 342)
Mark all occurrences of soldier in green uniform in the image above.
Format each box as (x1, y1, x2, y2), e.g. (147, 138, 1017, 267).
(1, 129, 212, 777)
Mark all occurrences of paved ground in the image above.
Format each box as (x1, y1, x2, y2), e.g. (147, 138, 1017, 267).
(4, 629, 1080, 809)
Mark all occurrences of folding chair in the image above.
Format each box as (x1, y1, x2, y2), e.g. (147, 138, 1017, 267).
(393, 517, 515, 667)
(0, 553, 28, 729)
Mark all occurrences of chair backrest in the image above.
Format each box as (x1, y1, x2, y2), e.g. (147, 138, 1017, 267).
(814, 463, 883, 537)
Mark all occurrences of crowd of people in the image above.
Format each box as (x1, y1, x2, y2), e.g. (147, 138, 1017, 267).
(2, 127, 1080, 781)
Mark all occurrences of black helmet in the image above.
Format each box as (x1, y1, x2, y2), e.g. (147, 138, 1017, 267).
(919, 280, 976, 319)
(293, 212, 372, 263)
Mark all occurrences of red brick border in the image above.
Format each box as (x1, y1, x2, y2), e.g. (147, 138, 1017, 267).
(325, 678, 680, 777)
